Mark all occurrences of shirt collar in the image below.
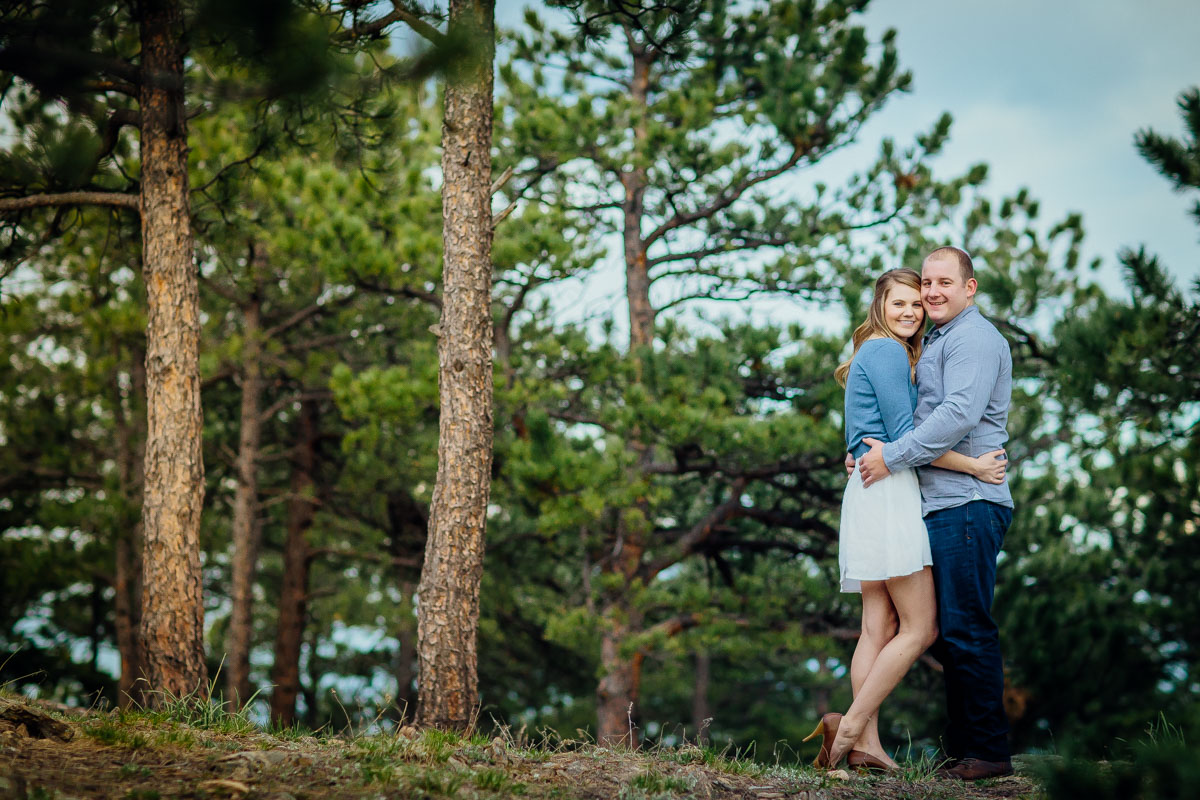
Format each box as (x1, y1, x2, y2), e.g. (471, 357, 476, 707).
(924, 303, 980, 344)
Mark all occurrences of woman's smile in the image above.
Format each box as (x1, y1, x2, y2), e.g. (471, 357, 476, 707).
(884, 284, 925, 340)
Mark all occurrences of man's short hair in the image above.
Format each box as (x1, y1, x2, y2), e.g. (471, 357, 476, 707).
(924, 246, 974, 283)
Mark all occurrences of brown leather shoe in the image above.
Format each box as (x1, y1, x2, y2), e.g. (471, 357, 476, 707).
(945, 758, 1013, 781)
(847, 750, 896, 773)
(931, 758, 960, 777)
(933, 757, 960, 776)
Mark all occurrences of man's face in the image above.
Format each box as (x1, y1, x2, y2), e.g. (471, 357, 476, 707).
(921, 256, 977, 325)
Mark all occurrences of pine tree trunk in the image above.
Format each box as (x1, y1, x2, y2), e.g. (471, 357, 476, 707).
(596, 607, 644, 746)
(415, 0, 495, 732)
(136, 0, 208, 702)
(113, 349, 146, 707)
(226, 286, 264, 710)
(600, 33, 656, 744)
(623, 46, 653, 349)
(269, 399, 318, 728)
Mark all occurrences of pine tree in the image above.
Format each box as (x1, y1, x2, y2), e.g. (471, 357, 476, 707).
(415, 0, 498, 733)
(991, 86, 1200, 753)
(0, 0, 467, 704)
(496, 0, 983, 743)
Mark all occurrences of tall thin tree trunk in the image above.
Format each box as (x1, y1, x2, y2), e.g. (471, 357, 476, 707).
(415, 0, 495, 732)
(622, 45, 653, 349)
(113, 349, 146, 707)
(596, 606, 644, 746)
(136, 0, 208, 702)
(226, 273, 265, 710)
(600, 38, 655, 742)
(269, 399, 318, 728)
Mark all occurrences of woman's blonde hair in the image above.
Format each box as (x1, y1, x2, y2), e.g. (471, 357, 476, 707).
(834, 268, 924, 387)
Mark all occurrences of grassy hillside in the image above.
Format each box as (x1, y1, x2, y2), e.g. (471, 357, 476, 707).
(0, 694, 1039, 800)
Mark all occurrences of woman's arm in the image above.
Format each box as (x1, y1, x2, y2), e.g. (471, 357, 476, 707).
(862, 340, 917, 442)
(931, 448, 1007, 484)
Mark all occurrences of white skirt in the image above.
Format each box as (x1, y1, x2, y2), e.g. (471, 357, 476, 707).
(839, 466, 932, 593)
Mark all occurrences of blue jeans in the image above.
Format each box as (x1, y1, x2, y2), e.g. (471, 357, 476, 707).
(924, 500, 1012, 762)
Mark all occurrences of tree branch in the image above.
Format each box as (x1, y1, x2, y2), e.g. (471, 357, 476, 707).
(262, 293, 357, 341)
(258, 389, 332, 425)
(84, 79, 138, 97)
(643, 147, 807, 248)
(647, 234, 791, 269)
(307, 546, 420, 569)
(336, 2, 446, 45)
(0, 191, 138, 214)
(0, 43, 142, 88)
(642, 478, 747, 579)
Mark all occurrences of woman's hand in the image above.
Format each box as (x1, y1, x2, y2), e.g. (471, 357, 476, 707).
(973, 449, 1007, 484)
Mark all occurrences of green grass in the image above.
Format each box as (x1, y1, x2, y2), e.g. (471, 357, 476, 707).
(348, 732, 411, 784)
(654, 742, 764, 776)
(81, 718, 150, 750)
(627, 768, 694, 796)
(266, 719, 325, 741)
(409, 767, 466, 797)
(471, 767, 526, 794)
(140, 694, 258, 735)
(419, 727, 463, 763)
(151, 726, 198, 748)
(117, 763, 154, 779)
(1144, 711, 1186, 747)
(121, 790, 161, 800)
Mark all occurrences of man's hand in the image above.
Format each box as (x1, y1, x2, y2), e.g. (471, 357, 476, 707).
(858, 437, 891, 488)
(844, 452, 855, 477)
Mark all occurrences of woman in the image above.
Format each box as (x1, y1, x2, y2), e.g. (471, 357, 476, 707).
(803, 268, 1006, 771)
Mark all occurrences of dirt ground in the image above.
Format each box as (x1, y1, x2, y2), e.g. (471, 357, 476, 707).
(0, 698, 1039, 800)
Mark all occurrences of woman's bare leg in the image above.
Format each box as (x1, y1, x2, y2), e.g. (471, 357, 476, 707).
(831, 567, 938, 766)
(850, 581, 898, 758)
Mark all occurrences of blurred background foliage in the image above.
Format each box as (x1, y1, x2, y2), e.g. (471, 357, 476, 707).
(2, 0, 1198, 763)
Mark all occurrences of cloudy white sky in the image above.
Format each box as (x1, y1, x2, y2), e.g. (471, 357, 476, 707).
(499, 0, 1200, 300)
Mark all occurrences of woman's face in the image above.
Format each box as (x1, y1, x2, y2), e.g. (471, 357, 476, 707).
(883, 284, 924, 339)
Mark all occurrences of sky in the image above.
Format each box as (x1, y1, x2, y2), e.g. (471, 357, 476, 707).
(849, 0, 1200, 289)
(496, 0, 1200, 316)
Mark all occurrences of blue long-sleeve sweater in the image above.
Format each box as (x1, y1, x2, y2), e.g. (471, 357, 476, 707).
(844, 338, 918, 459)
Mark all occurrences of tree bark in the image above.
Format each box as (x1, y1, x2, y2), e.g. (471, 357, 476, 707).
(596, 607, 644, 746)
(136, 0, 208, 703)
(269, 399, 318, 728)
(599, 42, 654, 737)
(415, 0, 495, 732)
(226, 270, 265, 710)
(0, 191, 139, 213)
(622, 43, 654, 349)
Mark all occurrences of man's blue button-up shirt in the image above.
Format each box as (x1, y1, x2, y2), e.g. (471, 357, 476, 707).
(881, 304, 1014, 515)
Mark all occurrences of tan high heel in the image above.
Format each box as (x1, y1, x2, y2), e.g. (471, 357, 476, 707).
(847, 749, 897, 773)
(801, 712, 844, 768)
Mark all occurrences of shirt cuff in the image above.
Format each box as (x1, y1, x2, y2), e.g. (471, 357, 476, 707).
(882, 441, 903, 472)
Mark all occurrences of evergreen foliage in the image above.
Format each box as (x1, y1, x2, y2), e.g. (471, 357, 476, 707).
(1, 3, 1197, 766)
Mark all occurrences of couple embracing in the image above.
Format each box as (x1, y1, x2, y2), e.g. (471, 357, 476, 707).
(805, 246, 1015, 782)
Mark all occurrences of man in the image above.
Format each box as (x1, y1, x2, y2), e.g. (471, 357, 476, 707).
(857, 246, 1014, 781)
